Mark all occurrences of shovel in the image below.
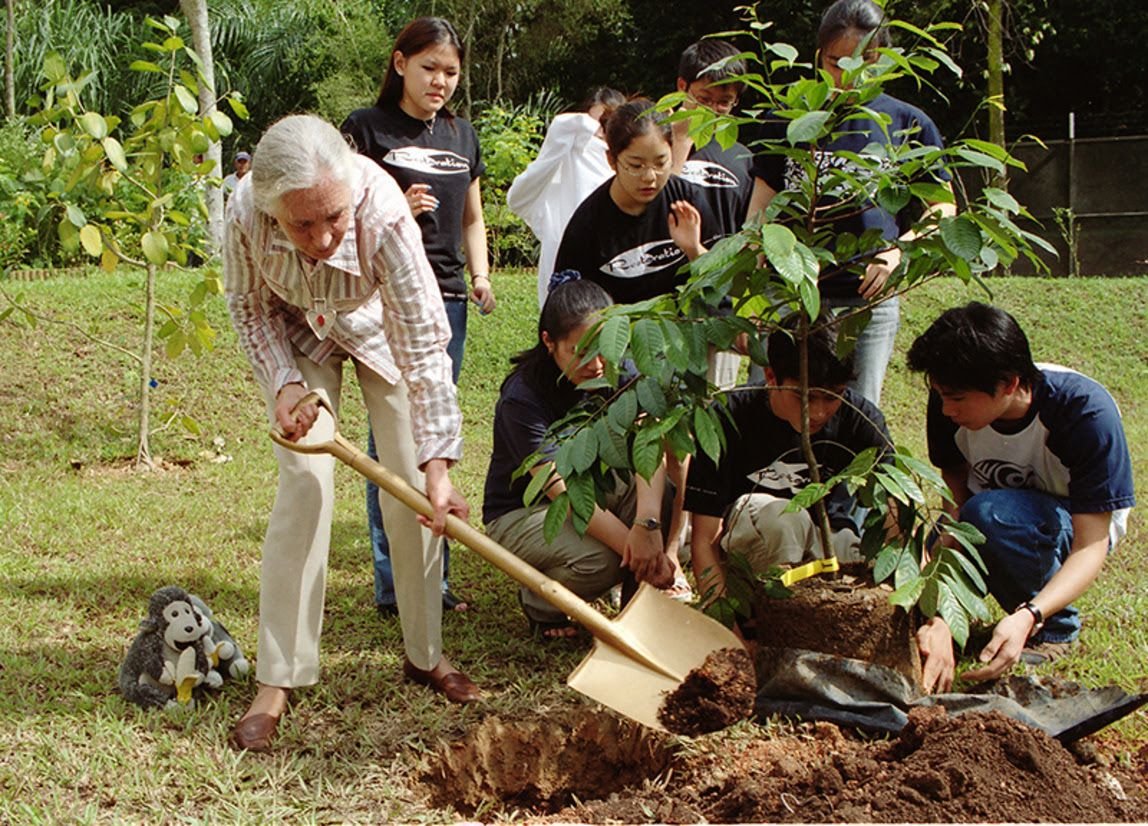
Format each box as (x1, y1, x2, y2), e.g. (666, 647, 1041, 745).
(270, 391, 746, 731)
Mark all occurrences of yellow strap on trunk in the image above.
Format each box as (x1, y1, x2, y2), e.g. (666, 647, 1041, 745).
(779, 556, 840, 587)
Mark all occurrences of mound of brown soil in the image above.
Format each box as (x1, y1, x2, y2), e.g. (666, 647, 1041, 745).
(659, 647, 756, 736)
(437, 706, 1146, 823)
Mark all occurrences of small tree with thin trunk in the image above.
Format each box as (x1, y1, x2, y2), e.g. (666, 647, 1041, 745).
(28, 15, 246, 467)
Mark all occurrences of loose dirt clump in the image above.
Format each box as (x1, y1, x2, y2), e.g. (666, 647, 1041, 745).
(423, 709, 671, 814)
(659, 647, 756, 736)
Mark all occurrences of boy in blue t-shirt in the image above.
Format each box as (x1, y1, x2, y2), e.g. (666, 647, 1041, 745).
(908, 302, 1135, 691)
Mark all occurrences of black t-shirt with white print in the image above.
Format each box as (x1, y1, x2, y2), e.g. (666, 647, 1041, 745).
(679, 139, 753, 237)
(341, 103, 484, 297)
(554, 175, 722, 304)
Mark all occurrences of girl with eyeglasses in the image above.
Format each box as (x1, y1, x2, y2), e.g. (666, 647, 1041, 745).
(553, 98, 722, 305)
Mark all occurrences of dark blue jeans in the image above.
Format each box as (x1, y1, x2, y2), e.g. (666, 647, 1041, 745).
(368, 297, 467, 607)
(959, 488, 1082, 643)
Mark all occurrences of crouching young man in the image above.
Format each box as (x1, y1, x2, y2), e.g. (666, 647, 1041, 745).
(908, 302, 1134, 690)
(684, 319, 892, 603)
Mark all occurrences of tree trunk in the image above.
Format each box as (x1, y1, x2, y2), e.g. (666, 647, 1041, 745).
(136, 261, 156, 469)
(5, 0, 15, 119)
(986, 0, 1006, 190)
(179, 0, 223, 252)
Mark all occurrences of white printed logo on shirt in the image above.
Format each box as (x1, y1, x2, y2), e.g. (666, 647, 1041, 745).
(680, 160, 739, 189)
(383, 146, 470, 175)
(601, 240, 685, 279)
(746, 459, 808, 495)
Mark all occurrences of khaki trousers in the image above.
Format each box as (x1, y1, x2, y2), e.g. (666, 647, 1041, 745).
(255, 349, 443, 686)
(720, 493, 862, 572)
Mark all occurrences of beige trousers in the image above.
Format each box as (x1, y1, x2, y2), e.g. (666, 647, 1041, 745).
(255, 349, 443, 686)
(720, 493, 862, 572)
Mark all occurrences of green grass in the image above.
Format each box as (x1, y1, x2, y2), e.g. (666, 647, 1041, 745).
(0, 268, 1145, 821)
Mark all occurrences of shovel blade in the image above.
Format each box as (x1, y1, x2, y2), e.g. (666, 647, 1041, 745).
(566, 584, 745, 731)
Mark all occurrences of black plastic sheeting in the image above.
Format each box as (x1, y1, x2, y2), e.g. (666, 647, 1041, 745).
(755, 648, 1148, 743)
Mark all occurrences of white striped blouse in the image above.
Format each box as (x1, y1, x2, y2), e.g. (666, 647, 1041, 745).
(223, 155, 462, 467)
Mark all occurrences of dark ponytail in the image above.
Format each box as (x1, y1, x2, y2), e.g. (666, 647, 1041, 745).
(817, 0, 891, 53)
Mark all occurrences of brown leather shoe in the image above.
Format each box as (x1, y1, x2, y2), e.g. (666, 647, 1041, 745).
(230, 712, 280, 752)
(402, 658, 482, 704)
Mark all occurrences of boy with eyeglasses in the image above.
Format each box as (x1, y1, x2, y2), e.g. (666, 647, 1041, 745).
(672, 39, 755, 236)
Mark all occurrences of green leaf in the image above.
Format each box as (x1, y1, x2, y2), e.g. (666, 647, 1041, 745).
(174, 85, 198, 114)
(79, 224, 102, 257)
(543, 492, 570, 543)
(888, 574, 925, 609)
(893, 545, 920, 589)
(43, 52, 68, 83)
(130, 60, 163, 73)
(942, 568, 993, 624)
(565, 473, 598, 524)
(872, 544, 901, 584)
(142, 231, 169, 265)
(759, 223, 796, 258)
(983, 187, 1020, 214)
(522, 464, 552, 505)
(77, 112, 108, 140)
(165, 330, 186, 359)
(940, 215, 982, 259)
(595, 419, 630, 469)
(567, 427, 598, 473)
(635, 377, 668, 417)
(630, 318, 665, 375)
(608, 389, 638, 433)
(209, 110, 234, 138)
(598, 315, 630, 364)
(64, 204, 86, 228)
(878, 464, 925, 504)
(786, 110, 831, 144)
(57, 218, 79, 251)
(936, 582, 970, 647)
(788, 482, 829, 510)
(631, 429, 662, 479)
(227, 96, 250, 120)
(102, 137, 128, 171)
(693, 405, 721, 463)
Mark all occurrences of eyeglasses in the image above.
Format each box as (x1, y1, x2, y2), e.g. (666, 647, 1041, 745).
(617, 158, 673, 178)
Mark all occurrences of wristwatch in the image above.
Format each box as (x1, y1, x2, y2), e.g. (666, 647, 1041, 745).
(1018, 601, 1045, 634)
(636, 517, 661, 531)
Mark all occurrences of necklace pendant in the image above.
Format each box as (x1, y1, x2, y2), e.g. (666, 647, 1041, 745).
(306, 298, 337, 340)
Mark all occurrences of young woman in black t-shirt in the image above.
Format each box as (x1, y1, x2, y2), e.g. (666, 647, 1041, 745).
(483, 276, 679, 638)
(341, 17, 494, 615)
(554, 99, 722, 305)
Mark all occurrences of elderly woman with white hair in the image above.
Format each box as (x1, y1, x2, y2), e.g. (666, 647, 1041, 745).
(224, 113, 481, 753)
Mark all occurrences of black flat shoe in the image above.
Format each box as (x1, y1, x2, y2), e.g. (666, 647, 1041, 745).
(376, 602, 398, 618)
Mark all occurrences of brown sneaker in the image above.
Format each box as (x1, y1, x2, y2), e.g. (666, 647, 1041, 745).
(1020, 639, 1075, 665)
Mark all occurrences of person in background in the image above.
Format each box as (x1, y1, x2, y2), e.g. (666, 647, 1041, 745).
(507, 87, 626, 308)
(671, 39, 754, 237)
(483, 274, 677, 639)
(747, 0, 956, 404)
(907, 302, 1134, 693)
(222, 151, 251, 198)
(554, 98, 721, 305)
(224, 114, 481, 752)
(341, 16, 494, 617)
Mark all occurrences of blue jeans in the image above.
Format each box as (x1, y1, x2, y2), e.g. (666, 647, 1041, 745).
(368, 297, 467, 607)
(959, 488, 1081, 643)
(745, 296, 898, 406)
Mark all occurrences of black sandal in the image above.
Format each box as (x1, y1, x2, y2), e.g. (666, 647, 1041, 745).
(442, 588, 470, 612)
(528, 616, 581, 641)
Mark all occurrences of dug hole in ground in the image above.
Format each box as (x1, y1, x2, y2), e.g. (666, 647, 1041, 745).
(419, 571, 1148, 822)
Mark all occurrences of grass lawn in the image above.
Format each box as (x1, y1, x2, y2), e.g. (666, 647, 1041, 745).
(0, 267, 1145, 822)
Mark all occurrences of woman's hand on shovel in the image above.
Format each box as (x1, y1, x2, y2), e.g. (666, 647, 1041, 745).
(275, 383, 318, 441)
(420, 458, 470, 536)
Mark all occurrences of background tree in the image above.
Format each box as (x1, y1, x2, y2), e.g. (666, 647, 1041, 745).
(29, 15, 242, 466)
